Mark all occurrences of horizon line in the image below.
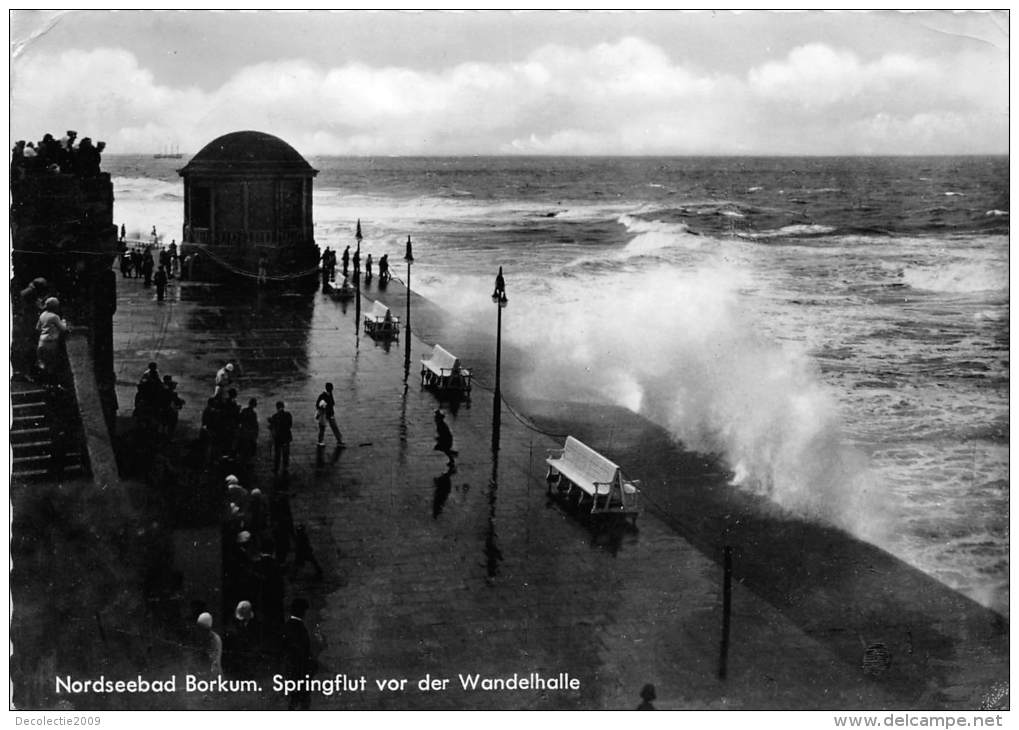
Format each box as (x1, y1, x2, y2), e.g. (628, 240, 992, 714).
(106, 152, 1009, 159)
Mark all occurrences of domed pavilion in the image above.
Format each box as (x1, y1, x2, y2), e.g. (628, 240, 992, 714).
(178, 130, 318, 284)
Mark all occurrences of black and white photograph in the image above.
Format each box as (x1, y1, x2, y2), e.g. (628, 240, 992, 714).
(8, 9, 1009, 717)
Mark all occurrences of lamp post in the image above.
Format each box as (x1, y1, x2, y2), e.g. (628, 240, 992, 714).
(404, 235, 414, 372)
(491, 266, 507, 450)
(354, 219, 363, 334)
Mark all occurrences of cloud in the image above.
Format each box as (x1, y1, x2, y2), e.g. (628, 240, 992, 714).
(10, 38, 1007, 155)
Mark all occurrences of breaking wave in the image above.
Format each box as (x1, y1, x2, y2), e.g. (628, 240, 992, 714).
(902, 261, 1008, 294)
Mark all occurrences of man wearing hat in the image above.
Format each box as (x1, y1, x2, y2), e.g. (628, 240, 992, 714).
(224, 600, 263, 679)
(268, 401, 293, 474)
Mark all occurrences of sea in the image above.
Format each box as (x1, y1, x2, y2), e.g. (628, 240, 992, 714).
(106, 154, 1010, 615)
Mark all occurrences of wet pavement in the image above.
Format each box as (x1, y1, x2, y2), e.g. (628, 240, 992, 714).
(111, 273, 912, 710)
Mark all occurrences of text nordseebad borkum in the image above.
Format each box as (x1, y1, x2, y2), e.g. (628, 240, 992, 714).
(54, 672, 581, 696)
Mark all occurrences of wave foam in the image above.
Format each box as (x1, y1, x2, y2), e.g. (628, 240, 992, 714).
(903, 261, 1007, 294)
(488, 261, 884, 533)
(112, 176, 182, 201)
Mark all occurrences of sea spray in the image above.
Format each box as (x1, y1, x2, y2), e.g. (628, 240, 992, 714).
(415, 256, 888, 537)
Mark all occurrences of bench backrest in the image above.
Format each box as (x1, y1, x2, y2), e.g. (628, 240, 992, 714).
(367, 300, 391, 320)
(562, 436, 619, 485)
(428, 345, 460, 371)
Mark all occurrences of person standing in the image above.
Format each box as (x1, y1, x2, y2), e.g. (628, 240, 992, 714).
(281, 598, 314, 710)
(221, 388, 242, 456)
(237, 398, 259, 469)
(341, 246, 350, 277)
(195, 612, 223, 677)
(320, 247, 331, 289)
(214, 362, 235, 399)
(433, 409, 457, 468)
(14, 277, 47, 377)
(154, 265, 168, 301)
(162, 375, 185, 438)
(314, 382, 343, 446)
(223, 600, 263, 679)
(141, 247, 154, 287)
(268, 401, 293, 475)
(365, 253, 373, 281)
(36, 297, 69, 380)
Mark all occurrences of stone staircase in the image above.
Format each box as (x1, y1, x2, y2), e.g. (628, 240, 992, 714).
(10, 385, 87, 481)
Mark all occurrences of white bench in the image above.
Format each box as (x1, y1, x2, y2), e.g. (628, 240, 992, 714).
(363, 299, 400, 338)
(545, 436, 640, 519)
(420, 344, 472, 397)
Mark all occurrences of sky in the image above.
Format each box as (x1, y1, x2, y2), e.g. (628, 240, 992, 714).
(9, 9, 1010, 156)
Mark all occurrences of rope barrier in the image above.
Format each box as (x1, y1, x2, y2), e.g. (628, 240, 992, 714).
(12, 247, 117, 257)
(186, 244, 321, 282)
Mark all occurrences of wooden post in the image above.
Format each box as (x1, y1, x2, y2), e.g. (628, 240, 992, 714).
(718, 545, 733, 679)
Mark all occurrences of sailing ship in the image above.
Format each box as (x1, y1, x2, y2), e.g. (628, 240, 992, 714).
(153, 143, 183, 159)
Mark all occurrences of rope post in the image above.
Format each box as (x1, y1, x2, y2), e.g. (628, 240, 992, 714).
(718, 545, 733, 680)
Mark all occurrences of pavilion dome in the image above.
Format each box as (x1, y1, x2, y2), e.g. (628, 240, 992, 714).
(180, 131, 315, 175)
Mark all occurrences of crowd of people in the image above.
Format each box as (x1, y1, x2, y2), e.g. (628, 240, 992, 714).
(133, 362, 186, 438)
(323, 246, 395, 285)
(110, 234, 467, 710)
(130, 355, 323, 706)
(196, 467, 320, 706)
(118, 228, 183, 302)
(10, 130, 106, 181)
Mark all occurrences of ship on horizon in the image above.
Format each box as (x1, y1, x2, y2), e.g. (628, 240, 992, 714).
(153, 143, 183, 159)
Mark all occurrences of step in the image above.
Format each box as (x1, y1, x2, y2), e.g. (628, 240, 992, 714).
(11, 463, 86, 481)
(12, 452, 82, 468)
(11, 402, 46, 416)
(11, 440, 54, 457)
(10, 427, 50, 443)
(12, 415, 46, 428)
(10, 388, 48, 405)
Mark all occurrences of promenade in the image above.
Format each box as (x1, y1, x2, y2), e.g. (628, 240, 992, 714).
(107, 271, 1004, 710)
